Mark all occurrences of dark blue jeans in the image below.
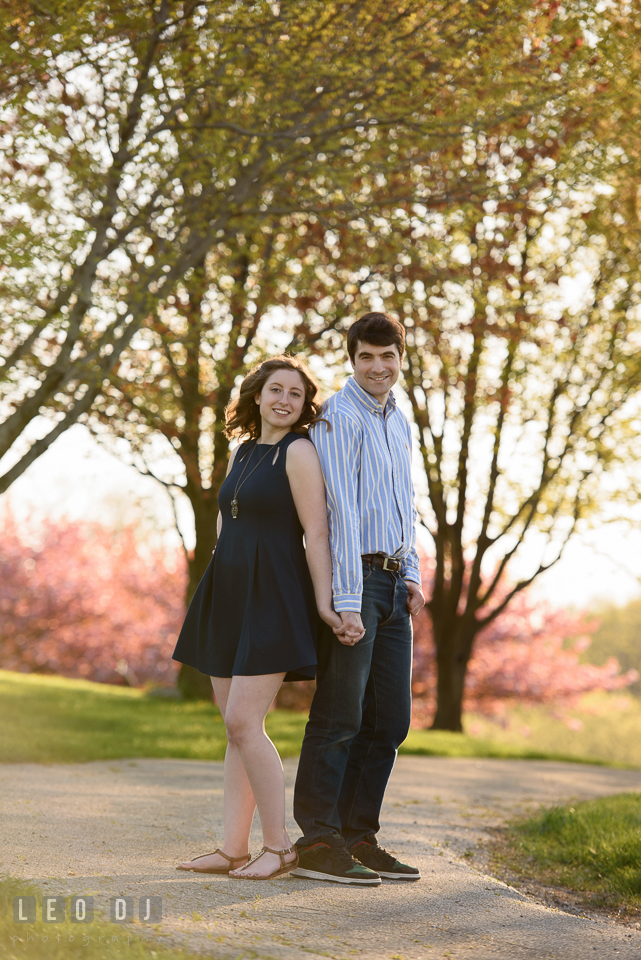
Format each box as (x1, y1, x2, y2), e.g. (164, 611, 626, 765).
(294, 560, 413, 847)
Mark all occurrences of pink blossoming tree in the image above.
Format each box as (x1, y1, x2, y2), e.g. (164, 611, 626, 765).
(0, 514, 185, 686)
(411, 557, 638, 727)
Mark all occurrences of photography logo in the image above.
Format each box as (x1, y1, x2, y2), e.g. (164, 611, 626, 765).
(13, 896, 162, 924)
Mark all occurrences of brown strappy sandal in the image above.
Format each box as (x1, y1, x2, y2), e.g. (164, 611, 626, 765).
(176, 849, 250, 874)
(229, 844, 299, 881)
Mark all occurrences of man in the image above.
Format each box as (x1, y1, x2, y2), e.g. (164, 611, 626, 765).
(292, 312, 425, 886)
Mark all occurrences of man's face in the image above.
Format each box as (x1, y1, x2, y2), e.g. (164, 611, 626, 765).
(351, 340, 402, 400)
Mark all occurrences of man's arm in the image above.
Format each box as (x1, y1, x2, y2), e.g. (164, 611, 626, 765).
(309, 413, 364, 614)
(400, 419, 424, 616)
(400, 514, 424, 616)
(400, 544, 421, 587)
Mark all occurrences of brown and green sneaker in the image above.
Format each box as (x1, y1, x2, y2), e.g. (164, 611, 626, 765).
(350, 835, 421, 880)
(292, 837, 381, 886)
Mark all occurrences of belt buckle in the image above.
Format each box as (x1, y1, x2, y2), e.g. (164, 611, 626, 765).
(382, 556, 397, 571)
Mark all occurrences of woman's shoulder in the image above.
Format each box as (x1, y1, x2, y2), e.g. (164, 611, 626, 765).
(235, 439, 255, 454)
(284, 433, 318, 465)
(280, 429, 311, 447)
(227, 440, 254, 472)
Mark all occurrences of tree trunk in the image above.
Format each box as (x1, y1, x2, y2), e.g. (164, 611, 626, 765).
(187, 490, 219, 601)
(430, 620, 476, 732)
(176, 487, 220, 701)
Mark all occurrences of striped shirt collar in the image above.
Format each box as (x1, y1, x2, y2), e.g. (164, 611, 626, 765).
(343, 375, 397, 416)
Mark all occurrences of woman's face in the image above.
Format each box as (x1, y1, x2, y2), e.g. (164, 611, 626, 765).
(256, 369, 306, 432)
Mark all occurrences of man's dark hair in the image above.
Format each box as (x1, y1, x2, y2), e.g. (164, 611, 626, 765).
(346, 312, 405, 363)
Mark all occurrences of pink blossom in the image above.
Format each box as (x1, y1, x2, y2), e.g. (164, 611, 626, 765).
(0, 513, 185, 686)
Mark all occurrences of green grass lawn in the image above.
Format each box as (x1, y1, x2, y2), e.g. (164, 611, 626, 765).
(0, 670, 304, 764)
(494, 793, 641, 916)
(1, 874, 204, 960)
(458, 693, 641, 769)
(1, 670, 640, 767)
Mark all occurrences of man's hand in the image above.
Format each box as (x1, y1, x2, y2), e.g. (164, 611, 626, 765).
(405, 580, 425, 616)
(333, 611, 365, 646)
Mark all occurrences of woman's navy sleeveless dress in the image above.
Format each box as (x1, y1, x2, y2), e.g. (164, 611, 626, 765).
(172, 432, 318, 681)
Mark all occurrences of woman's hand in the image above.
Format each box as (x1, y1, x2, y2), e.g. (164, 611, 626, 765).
(318, 607, 343, 630)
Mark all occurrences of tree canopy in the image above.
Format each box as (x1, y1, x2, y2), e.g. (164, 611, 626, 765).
(0, 0, 612, 490)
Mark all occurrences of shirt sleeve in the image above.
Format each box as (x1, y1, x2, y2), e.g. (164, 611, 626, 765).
(400, 418, 421, 585)
(400, 541, 421, 585)
(309, 413, 363, 613)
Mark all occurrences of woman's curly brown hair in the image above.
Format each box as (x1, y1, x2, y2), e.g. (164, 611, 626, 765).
(224, 355, 324, 440)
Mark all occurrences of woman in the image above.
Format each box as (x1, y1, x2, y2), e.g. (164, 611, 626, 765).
(172, 355, 343, 880)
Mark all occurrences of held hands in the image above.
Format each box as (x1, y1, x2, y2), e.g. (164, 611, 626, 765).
(320, 583, 423, 649)
(405, 579, 425, 617)
(319, 608, 365, 646)
(334, 611, 365, 647)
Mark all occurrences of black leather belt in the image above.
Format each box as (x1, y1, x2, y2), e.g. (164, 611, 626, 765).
(362, 553, 402, 572)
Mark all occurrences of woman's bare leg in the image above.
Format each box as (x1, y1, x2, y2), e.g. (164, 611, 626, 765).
(177, 677, 256, 872)
(224, 674, 297, 878)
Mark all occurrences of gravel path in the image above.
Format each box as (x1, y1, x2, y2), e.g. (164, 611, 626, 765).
(2, 756, 641, 959)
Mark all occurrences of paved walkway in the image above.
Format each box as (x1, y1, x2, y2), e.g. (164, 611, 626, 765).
(2, 756, 641, 959)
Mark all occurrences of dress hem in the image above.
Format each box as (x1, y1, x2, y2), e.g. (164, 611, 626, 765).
(172, 654, 316, 682)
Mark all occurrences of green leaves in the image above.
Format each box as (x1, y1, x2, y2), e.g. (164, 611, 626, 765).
(2, 0, 592, 493)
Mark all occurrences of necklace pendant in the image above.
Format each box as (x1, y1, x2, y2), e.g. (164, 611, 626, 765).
(231, 498, 239, 519)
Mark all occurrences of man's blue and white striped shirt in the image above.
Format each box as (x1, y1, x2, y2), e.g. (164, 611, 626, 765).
(309, 375, 421, 613)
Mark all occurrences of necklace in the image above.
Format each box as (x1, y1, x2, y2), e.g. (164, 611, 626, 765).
(230, 440, 276, 518)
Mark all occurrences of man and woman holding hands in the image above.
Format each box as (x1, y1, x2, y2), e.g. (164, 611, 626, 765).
(173, 312, 424, 885)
